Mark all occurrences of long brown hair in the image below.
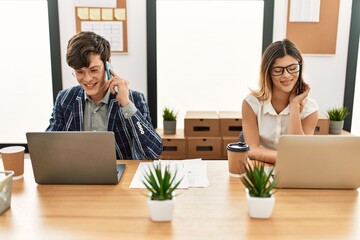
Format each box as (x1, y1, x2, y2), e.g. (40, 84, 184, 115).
(251, 39, 303, 101)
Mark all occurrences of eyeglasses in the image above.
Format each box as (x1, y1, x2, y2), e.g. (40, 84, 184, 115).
(72, 65, 103, 79)
(270, 63, 301, 76)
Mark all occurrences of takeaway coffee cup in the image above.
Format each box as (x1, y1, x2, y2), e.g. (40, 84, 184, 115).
(227, 142, 250, 177)
(0, 146, 25, 180)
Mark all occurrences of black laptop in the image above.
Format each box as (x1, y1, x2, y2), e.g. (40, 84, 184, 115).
(26, 132, 125, 184)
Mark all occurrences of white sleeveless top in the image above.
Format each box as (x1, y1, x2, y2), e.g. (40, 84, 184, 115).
(244, 94, 319, 150)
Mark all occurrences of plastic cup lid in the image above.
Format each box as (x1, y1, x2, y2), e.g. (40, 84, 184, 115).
(0, 146, 25, 154)
(227, 142, 250, 152)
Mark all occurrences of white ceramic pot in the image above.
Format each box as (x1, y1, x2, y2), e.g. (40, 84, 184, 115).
(148, 196, 176, 221)
(246, 190, 275, 219)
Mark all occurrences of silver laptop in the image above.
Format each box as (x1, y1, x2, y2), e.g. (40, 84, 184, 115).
(275, 135, 360, 189)
(26, 132, 125, 185)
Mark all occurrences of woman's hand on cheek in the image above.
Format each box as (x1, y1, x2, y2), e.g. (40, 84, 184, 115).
(289, 80, 310, 104)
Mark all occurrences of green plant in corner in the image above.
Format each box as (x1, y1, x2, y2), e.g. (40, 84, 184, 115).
(326, 106, 350, 121)
(143, 162, 183, 201)
(162, 107, 177, 121)
(241, 161, 277, 198)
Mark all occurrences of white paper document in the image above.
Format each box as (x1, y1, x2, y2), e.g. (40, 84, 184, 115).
(129, 159, 209, 189)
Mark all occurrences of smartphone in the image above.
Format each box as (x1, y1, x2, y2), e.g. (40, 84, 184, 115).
(105, 61, 112, 80)
(297, 64, 303, 95)
(105, 61, 118, 93)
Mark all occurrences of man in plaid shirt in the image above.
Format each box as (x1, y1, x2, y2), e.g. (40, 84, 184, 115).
(46, 31, 162, 160)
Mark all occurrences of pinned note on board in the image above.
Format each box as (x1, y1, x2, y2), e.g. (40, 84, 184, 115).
(89, 8, 101, 20)
(114, 8, 126, 21)
(77, 8, 89, 20)
(102, 8, 113, 20)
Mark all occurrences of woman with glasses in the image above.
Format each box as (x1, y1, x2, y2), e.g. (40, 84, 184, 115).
(46, 31, 163, 160)
(242, 39, 319, 164)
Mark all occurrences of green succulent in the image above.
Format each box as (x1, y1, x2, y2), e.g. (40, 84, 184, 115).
(326, 106, 350, 121)
(143, 162, 182, 201)
(241, 161, 277, 198)
(162, 107, 177, 121)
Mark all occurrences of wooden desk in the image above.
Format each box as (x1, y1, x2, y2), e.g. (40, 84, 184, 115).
(1, 159, 359, 239)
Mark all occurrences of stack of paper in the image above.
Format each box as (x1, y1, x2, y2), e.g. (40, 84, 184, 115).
(129, 159, 209, 189)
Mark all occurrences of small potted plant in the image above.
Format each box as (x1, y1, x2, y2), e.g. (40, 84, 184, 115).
(326, 106, 350, 134)
(143, 162, 183, 221)
(162, 107, 177, 134)
(240, 161, 278, 219)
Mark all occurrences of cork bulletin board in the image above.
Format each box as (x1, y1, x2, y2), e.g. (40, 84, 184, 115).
(75, 0, 128, 53)
(286, 0, 340, 54)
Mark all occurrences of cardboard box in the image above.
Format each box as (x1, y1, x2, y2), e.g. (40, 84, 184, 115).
(315, 115, 330, 135)
(156, 129, 187, 159)
(161, 139, 187, 159)
(185, 111, 220, 137)
(221, 137, 240, 159)
(219, 111, 242, 137)
(187, 137, 222, 160)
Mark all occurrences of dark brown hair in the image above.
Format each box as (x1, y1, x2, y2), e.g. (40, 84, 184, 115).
(66, 31, 111, 69)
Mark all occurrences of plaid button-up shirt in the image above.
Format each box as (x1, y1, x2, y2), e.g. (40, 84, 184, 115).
(46, 86, 163, 160)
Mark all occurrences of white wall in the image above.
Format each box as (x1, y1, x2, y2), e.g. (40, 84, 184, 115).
(0, 0, 53, 143)
(58, 0, 354, 124)
(156, 1, 263, 129)
(58, 1, 148, 98)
